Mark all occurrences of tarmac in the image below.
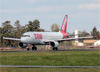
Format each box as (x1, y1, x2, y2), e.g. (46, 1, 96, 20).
(0, 48, 100, 52)
(0, 65, 100, 68)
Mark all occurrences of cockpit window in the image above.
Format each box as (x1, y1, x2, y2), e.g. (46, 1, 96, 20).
(22, 35, 30, 37)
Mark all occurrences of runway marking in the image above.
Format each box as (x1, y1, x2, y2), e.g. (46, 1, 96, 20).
(0, 49, 100, 52)
(0, 65, 100, 68)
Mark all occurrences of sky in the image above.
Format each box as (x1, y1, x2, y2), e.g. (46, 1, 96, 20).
(0, 0, 100, 33)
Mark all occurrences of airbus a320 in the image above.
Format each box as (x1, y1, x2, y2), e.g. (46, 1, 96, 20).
(3, 15, 93, 50)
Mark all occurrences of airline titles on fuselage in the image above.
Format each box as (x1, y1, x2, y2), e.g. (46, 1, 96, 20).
(34, 34, 42, 39)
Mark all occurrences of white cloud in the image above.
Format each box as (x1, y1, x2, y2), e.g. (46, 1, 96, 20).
(95, 0, 100, 2)
(0, 5, 67, 13)
(69, 12, 96, 18)
(48, 15, 62, 19)
(78, 4, 100, 10)
(0, 9, 17, 13)
(34, 6, 53, 12)
(21, 0, 36, 3)
(32, 6, 67, 12)
(20, 6, 54, 12)
(0, 7, 49, 13)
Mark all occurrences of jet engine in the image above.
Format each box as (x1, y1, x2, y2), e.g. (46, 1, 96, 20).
(18, 42, 27, 48)
(50, 41, 59, 48)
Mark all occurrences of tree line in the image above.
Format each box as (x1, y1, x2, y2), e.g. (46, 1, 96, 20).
(0, 20, 100, 47)
(51, 24, 100, 39)
(0, 20, 40, 47)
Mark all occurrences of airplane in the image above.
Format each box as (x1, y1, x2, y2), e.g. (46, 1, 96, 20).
(3, 15, 93, 50)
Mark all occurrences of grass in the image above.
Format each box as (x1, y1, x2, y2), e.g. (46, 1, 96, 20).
(0, 51, 100, 66)
(0, 51, 100, 72)
(0, 68, 100, 72)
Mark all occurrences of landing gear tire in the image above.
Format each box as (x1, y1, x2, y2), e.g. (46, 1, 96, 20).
(27, 48, 30, 51)
(32, 47, 37, 50)
(53, 47, 58, 50)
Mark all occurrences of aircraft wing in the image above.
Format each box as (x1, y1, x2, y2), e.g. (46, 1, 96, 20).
(3, 37, 21, 41)
(57, 36, 93, 41)
(44, 36, 93, 42)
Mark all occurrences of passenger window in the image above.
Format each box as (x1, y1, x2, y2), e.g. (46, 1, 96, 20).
(22, 35, 30, 37)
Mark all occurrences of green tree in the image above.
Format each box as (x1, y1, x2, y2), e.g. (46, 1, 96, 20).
(0, 27, 3, 46)
(14, 20, 21, 30)
(2, 21, 13, 33)
(2, 21, 11, 27)
(96, 31, 100, 39)
(27, 19, 40, 31)
(51, 24, 59, 32)
(1, 19, 41, 47)
(0, 27, 3, 33)
(91, 26, 99, 39)
(79, 30, 90, 37)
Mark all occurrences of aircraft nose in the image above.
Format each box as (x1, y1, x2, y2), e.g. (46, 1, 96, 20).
(21, 37, 26, 43)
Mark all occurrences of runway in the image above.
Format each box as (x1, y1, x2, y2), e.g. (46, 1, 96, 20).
(0, 65, 100, 68)
(0, 48, 100, 52)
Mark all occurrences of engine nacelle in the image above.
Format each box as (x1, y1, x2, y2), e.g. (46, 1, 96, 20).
(18, 42, 27, 48)
(50, 41, 59, 48)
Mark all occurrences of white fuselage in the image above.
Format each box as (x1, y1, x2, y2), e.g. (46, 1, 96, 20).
(21, 32, 63, 45)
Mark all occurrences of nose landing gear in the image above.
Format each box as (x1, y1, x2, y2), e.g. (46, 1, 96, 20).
(32, 45, 37, 50)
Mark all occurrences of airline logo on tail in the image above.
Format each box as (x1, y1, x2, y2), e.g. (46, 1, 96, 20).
(60, 15, 69, 39)
(60, 15, 68, 33)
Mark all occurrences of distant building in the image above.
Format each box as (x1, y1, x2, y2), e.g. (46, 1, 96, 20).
(73, 42, 84, 46)
(74, 30, 84, 46)
(94, 40, 100, 46)
(75, 30, 79, 43)
(39, 28, 45, 32)
(83, 39, 98, 44)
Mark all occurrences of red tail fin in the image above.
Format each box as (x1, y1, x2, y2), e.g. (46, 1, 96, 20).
(60, 15, 68, 33)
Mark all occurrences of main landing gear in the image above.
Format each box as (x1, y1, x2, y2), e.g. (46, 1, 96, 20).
(32, 45, 37, 50)
(53, 47, 58, 50)
(26, 45, 58, 51)
(27, 45, 37, 51)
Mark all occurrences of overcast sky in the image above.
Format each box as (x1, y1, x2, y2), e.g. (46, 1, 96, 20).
(0, 0, 100, 33)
